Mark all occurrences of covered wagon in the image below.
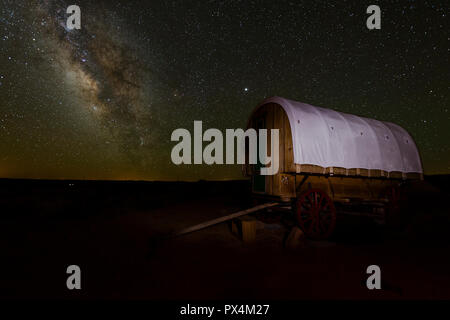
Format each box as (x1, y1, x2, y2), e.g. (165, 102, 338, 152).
(243, 97, 423, 239)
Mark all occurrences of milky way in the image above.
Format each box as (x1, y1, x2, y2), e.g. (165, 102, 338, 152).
(35, 0, 156, 164)
(0, 0, 448, 180)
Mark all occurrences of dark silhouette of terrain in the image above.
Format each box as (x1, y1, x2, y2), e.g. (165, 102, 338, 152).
(0, 176, 449, 299)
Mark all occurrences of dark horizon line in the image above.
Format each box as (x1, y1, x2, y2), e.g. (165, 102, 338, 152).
(0, 177, 249, 183)
(0, 174, 449, 184)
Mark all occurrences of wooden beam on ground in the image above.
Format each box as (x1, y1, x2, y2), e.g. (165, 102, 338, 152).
(169, 202, 279, 239)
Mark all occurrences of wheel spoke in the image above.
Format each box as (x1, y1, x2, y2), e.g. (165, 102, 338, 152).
(318, 196, 327, 210)
(296, 189, 336, 240)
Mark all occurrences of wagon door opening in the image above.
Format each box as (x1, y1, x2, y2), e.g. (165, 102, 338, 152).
(252, 117, 266, 193)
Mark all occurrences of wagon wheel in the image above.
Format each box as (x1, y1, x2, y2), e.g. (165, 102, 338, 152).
(296, 189, 336, 240)
(385, 186, 404, 227)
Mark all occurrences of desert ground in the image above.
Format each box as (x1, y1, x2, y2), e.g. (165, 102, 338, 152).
(0, 176, 449, 300)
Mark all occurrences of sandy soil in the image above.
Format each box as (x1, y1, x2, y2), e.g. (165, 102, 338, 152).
(0, 178, 449, 300)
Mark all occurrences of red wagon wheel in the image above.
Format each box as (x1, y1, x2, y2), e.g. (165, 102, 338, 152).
(385, 186, 403, 226)
(296, 189, 336, 240)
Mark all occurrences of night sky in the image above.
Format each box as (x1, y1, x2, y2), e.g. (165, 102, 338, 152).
(0, 0, 448, 181)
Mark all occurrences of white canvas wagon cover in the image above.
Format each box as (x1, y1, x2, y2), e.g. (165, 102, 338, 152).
(253, 97, 422, 174)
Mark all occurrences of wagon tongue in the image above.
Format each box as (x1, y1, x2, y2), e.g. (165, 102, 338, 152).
(147, 202, 279, 255)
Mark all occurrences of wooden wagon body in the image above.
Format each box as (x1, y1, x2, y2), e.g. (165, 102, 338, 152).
(243, 97, 423, 239)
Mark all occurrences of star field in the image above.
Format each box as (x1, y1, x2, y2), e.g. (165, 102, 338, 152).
(0, 0, 448, 180)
